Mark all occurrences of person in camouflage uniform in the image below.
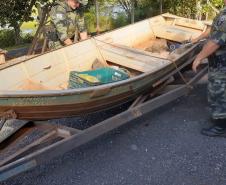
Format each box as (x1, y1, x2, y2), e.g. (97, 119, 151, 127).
(192, 0, 226, 137)
(48, 0, 88, 49)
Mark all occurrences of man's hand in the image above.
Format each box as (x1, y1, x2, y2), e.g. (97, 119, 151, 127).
(64, 38, 73, 46)
(192, 40, 220, 72)
(80, 32, 88, 40)
(191, 38, 199, 44)
(192, 58, 202, 73)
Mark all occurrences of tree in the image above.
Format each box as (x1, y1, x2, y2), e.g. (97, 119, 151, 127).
(0, 0, 39, 45)
(117, 0, 137, 23)
(0, 0, 223, 48)
(0, 0, 52, 45)
(95, 0, 100, 33)
(160, 0, 163, 14)
(165, 0, 224, 19)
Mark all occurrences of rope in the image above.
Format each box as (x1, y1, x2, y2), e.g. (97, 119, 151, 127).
(91, 38, 108, 66)
(171, 59, 193, 89)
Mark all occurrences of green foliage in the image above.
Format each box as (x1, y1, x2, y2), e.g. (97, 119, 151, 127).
(85, 8, 113, 33)
(85, 2, 115, 33)
(211, 0, 224, 8)
(0, 30, 34, 48)
(111, 13, 129, 28)
(22, 34, 34, 44)
(0, 0, 52, 45)
(0, 30, 15, 48)
(164, 0, 224, 19)
(0, 0, 225, 49)
(85, 11, 96, 32)
(202, 0, 224, 19)
(164, 0, 197, 18)
(135, 1, 159, 20)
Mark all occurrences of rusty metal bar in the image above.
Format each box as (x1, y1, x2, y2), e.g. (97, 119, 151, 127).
(0, 66, 207, 182)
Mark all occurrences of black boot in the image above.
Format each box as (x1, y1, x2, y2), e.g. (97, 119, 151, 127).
(201, 119, 226, 137)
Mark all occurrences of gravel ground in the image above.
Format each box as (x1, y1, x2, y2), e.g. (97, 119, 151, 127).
(3, 83, 226, 185)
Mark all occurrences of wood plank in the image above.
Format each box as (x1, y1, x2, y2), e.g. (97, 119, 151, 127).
(0, 49, 7, 65)
(101, 51, 155, 72)
(16, 80, 51, 91)
(152, 25, 199, 42)
(162, 13, 179, 19)
(0, 54, 6, 65)
(174, 18, 206, 30)
(99, 44, 171, 71)
(98, 43, 170, 65)
(95, 19, 155, 47)
(100, 48, 171, 73)
(0, 65, 28, 90)
(113, 43, 170, 60)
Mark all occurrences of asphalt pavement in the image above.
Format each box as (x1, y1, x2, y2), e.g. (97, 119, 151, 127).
(3, 83, 226, 185)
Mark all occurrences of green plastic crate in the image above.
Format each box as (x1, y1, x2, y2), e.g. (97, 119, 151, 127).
(68, 67, 130, 89)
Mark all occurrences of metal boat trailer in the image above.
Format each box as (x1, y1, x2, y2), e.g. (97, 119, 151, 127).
(0, 57, 208, 182)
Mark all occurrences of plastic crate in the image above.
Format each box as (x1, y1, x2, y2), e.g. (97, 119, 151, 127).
(68, 67, 130, 89)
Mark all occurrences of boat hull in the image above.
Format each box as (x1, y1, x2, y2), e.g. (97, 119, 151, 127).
(0, 45, 200, 120)
(0, 13, 207, 120)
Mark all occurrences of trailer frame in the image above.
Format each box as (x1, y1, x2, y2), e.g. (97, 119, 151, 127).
(0, 64, 208, 182)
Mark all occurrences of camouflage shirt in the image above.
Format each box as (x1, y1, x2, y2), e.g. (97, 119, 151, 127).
(49, 0, 87, 42)
(210, 7, 226, 46)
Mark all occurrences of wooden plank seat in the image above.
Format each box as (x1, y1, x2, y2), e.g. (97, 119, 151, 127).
(99, 44, 171, 73)
(152, 24, 202, 43)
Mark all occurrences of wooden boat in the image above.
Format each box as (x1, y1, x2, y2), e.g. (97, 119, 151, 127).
(0, 13, 209, 120)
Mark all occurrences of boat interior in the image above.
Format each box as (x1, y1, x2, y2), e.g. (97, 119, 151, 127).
(0, 13, 208, 91)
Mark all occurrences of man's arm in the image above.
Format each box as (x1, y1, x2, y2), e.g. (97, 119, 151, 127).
(191, 27, 211, 43)
(50, 6, 73, 46)
(192, 18, 226, 72)
(192, 41, 220, 72)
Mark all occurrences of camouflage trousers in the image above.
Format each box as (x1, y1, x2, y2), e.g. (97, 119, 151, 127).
(48, 40, 63, 50)
(208, 68, 226, 120)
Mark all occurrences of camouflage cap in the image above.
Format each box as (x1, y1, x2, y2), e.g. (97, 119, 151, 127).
(77, 0, 88, 5)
